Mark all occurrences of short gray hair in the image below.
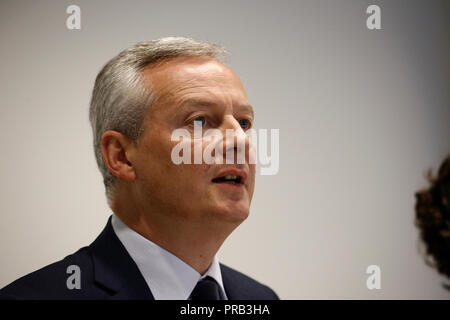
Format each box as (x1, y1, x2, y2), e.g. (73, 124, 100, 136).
(89, 37, 227, 206)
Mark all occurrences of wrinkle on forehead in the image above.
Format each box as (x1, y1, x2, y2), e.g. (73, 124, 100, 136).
(143, 56, 227, 82)
(183, 60, 226, 75)
(142, 56, 248, 106)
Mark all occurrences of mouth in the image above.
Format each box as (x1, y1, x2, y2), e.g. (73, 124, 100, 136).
(211, 169, 247, 186)
(212, 175, 243, 185)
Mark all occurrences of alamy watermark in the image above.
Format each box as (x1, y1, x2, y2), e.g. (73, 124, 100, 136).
(171, 121, 279, 175)
(366, 265, 381, 290)
(366, 5, 381, 30)
(66, 5, 81, 30)
(66, 265, 81, 290)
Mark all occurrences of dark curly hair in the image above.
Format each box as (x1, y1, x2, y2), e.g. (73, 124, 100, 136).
(415, 154, 450, 287)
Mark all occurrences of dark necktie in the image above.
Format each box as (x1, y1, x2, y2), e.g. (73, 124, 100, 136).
(189, 276, 226, 300)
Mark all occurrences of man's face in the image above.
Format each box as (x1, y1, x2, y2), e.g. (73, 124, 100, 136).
(131, 56, 255, 224)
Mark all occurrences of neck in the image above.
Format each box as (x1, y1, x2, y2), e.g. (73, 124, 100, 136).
(112, 194, 239, 275)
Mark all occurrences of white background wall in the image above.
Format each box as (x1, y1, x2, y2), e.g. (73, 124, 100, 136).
(0, 0, 449, 299)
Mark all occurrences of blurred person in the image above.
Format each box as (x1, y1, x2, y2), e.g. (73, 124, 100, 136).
(415, 154, 450, 290)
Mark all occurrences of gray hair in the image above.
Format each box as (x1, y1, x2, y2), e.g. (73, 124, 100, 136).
(89, 37, 228, 206)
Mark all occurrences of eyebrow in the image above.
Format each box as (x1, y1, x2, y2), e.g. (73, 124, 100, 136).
(178, 98, 255, 119)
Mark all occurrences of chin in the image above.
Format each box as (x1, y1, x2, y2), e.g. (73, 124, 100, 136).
(214, 201, 250, 223)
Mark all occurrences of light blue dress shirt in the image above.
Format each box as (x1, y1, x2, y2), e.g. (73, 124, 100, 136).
(111, 214, 227, 300)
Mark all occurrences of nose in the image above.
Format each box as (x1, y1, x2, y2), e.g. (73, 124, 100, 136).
(220, 115, 252, 164)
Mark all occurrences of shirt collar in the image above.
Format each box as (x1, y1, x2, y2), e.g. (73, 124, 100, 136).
(111, 214, 226, 300)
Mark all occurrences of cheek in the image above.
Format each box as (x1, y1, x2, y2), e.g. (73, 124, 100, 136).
(142, 134, 207, 188)
(134, 130, 177, 188)
(141, 143, 167, 170)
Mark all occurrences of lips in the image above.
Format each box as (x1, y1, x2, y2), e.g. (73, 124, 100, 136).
(212, 169, 247, 185)
(212, 175, 242, 184)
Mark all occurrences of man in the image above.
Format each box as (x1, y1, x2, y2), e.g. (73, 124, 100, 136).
(0, 37, 279, 300)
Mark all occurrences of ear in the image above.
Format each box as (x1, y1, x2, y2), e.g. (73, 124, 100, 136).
(101, 130, 136, 181)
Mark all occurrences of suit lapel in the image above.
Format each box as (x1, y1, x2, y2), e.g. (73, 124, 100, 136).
(220, 263, 238, 300)
(89, 216, 154, 300)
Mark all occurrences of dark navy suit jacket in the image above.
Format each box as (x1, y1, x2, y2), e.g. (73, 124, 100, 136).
(0, 217, 279, 300)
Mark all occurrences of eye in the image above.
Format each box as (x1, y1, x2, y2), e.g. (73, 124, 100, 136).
(238, 118, 251, 130)
(192, 116, 206, 127)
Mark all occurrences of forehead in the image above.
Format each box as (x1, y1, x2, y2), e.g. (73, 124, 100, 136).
(142, 56, 248, 105)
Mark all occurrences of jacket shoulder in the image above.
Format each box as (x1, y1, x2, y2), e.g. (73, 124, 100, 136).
(220, 264, 279, 300)
(0, 247, 95, 300)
